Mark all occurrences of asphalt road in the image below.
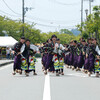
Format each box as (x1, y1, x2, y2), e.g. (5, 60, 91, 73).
(0, 58, 100, 100)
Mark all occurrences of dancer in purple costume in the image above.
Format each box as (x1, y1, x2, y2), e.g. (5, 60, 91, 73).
(12, 37, 26, 75)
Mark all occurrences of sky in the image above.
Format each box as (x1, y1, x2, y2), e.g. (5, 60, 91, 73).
(0, 0, 100, 32)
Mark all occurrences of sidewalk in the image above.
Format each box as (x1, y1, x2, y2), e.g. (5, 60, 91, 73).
(0, 59, 14, 67)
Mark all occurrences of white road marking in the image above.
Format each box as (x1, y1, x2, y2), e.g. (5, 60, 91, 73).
(0, 64, 12, 71)
(66, 73, 97, 78)
(66, 73, 88, 78)
(43, 73, 51, 100)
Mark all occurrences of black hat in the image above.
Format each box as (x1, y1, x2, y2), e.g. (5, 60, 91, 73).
(47, 39, 52, 43)
(87, 37, 92, 40)
(82, 39, 86, 42)
(26, 39, 30, 42)
(51, 35, 57, 39)
(43, 42, 46, 45)
(46, 40, 49, 43)
(21, 36, 25, 40)
(92, 38, 97, 41)
(73, 40, 77, 44)
(56, 38, 60, 41)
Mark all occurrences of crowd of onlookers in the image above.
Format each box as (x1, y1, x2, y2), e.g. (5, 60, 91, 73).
(0, 47, 14, 60)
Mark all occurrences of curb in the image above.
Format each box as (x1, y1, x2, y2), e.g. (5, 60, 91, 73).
(0, 61, 14, 67)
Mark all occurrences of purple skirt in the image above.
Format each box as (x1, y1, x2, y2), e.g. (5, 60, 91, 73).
(42, 54, 48, 67)
(13, 55, 21, 70)
(64, 54, 69, 65)
(84, 57, 89, 70)
(73, 54, 78, 68)
(77, 53, 84, 68)
(88, 53, 95, 72)
(45, 53, 55, 71)
(69, 53, 74, 66)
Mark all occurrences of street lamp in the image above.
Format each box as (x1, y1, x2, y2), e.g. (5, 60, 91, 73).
(81, 0, 94, 34)
(83, 0, 94, 15)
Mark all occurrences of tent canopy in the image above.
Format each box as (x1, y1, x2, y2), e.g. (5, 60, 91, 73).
(0, 36, 18, 47)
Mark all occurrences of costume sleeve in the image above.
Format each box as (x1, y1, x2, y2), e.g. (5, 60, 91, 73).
(12, 43, 17, 51)
(96, 45, 100, 55)
(30, 44, 39, 52)
(60, 44, 65, 50)
(53, 43, 58, 53)
(20, 44, 25, 53)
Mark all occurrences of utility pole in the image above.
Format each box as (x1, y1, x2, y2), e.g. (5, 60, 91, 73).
(85, 9, 88, 20)
(22, 0, 33, 36)
(89, 0, 91, 14)
(22, 0, 25, 36)
(81, 0, 83, 34)
(89, 0, 94, 14)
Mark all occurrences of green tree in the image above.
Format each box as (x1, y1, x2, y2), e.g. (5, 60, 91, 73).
(60, 29, 73, 35)
(77, 5, 100, 43)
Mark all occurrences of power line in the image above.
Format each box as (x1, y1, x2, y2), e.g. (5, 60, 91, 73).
(0, 9, 80, 26)
(49, 0, 80, 6)
(1, 0, 80, 24)
(36, 23, 75, 29)
(0, 10, 77, 29)
(25, 16, 80, 24)
(25, 19, 76, 29)
(0, 10, 21, 17)
(2, 0, 21, 16)
(36, 23, 75, 30)
(0, 18, 20, 22)
(0, 10, 76, 29)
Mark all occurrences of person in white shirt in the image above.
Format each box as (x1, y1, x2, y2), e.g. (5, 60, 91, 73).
(53, 38, 65, 76)
(92, 38, 100, 55)
(6, 47, 11, 59)
(92, 38, 100, 77)
(20, 39, 39, 76)
(55, 39, 65, 55)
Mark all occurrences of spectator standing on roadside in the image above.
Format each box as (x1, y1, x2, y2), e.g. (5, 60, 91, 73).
(11, 49, 14, 60)
(0, 47, 2, 59)
(6, 47, 10, 59)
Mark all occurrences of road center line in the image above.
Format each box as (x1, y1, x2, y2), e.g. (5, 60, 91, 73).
(43, 73, 51, 100)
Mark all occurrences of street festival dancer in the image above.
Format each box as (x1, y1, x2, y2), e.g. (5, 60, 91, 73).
(52, 38, 65, 76)
(12, 35, 100, 77)
(20, 39, 38, 76)
(40, 36, 100, 77)
(40, 35, 65, 76)
(41, 35, 57, 75)
(12, 37, 26, 75)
